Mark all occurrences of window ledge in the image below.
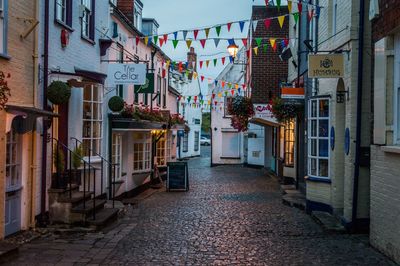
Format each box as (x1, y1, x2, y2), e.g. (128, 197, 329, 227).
(220, 156, 241, 159)
(81, 36, 96, 45)
(381, 146, 400, 154)
(55, 19, 74, 32)
(0, 53, 11, 60)
(305, 175, 331, 184)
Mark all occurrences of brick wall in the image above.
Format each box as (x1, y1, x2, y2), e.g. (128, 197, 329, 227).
(250, 6, 288, 104)
(372, 0, 400, 42)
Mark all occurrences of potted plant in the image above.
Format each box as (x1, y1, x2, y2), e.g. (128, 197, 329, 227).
(267, 97, 303, 123)
(47, 81, 71, 105)
(108, 96, 124, 112)
(227, 96, 255, 132)
(52, 146, 68, 189)
(71, 144, 83, 185)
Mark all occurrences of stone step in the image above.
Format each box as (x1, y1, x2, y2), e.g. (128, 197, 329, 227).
(282, 191, 306, 210)
(58, 191, 93, 205)
(71, 199, 106, 215)
(311, 211, 346, 233)
(86, 208, 119, 229)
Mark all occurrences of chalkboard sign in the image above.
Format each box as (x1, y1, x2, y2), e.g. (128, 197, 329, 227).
(167, 162, 189, 191)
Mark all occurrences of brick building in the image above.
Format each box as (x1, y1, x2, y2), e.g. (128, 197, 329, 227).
(370, 0, 400, 263)
(246, 5, 288, 172)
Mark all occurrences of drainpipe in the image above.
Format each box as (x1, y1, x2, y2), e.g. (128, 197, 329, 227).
(352, 0, 365, 232)
(39, 0, 50, 225)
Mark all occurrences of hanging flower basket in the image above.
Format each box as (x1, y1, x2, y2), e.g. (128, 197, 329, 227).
(267, 97, 303, 122)
(108, 96, 124, 112)
(227, 96, 254, 132)
(47, 81, 71, 105)
(0, 71, 11, 110)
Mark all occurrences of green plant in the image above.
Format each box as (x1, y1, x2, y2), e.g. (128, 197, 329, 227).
(47, 81, 71, 105)
(267, 97, 303, 122)
(53, 145, 65, 173)
(0, 71, 11, 110)
(227, 96, 255, 132)
(108, 96, 125, 112)
(72, 144, 83, 170)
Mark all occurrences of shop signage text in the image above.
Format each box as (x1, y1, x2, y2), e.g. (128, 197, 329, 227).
(308, 54, 344, 78)
(108, 63, 146, 86)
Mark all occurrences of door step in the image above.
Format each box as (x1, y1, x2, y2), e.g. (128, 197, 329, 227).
(87, 208, 119, 229)
(71, 199, 106, 214)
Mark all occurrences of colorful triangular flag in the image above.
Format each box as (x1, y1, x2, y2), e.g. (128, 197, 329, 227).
(215, 25, 222, 36)
(288, 1, 292, 13)
(153, 36, 158, 45)
(242, 38, 248, 47)
(206, 60, 210, 67)
(278, 16, 285, 28)
(253, 47, 259, 55)
(163, 34, 168, 42)
(144, 37, 149, 46)
(173, 32, 178, 40)
(239, 21, 245, 32)
(183, 30, 188, 40)
(213, 58, 217, 67)
(186, 40, 192, 49)
(200, 39, 207, 48)
(255, 37, 263, 47)
(293, 12, 299, 24)
(221, 57, 226, 65)
(264, 18, 271, 29)
(194, 30, 199, 40)
(214, 38, 220, 48)
(227, 22, 232, 32)
(135, 36, 140, 46)
(205, 28, 210, 38)
(172, 40, 179, 49)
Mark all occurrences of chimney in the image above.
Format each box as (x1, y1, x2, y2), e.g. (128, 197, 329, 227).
(187, 47, 197, 72)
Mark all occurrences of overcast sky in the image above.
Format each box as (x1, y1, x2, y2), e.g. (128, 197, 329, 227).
(141, 0, 286, 94)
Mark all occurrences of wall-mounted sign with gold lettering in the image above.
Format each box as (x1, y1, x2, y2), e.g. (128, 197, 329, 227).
(308, 54, 344, 78)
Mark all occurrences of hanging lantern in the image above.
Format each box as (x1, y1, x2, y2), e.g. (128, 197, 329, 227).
(227, 44, 239, 58)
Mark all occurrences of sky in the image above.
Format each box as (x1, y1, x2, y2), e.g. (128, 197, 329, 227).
(141, 0, 284, 94)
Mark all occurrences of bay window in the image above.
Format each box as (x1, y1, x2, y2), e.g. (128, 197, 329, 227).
(308, 98, 330, 179)
(284, 119, 295, 167)
(133, 132, 151, 173)
(83, 84, 103, 157)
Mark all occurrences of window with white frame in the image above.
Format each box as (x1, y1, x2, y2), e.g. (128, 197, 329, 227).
(83, 84, 103, 157)
(284, 119, 295, 167)
(133, 132, 151, 173)
(0, 0, 7, 55)
(308, 98, 330, 179)
(194, 131, 199, 151)
(112, 133, 122, 179)
(134, 2, 142, 31)
(182, 133, 189, 152)
(81, 0, 94, 40)
(6, 129, 21, 191)
(55, 0, 72, 26)
(156, 133, 167, 166)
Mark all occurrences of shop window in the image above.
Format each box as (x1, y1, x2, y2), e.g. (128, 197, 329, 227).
(284, 119, 295, 167)
(83, 84, 103, 157)
(55, 0, 72, 27)
(6, 129, 21, 191)
(112, 133, 122, 179)
(156, 133, 167, 166)
(308, 98, 330, 179)
(0, 0, 8, 55)
(194, 131, 199, 151)
(81, 0, 95, 41)
(182, 133, 189, 152)
(133, 132, 151, 173)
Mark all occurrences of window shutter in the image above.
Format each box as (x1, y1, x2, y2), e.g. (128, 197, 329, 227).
(66, 0, 73, 26)
(89, 0, 95, 40)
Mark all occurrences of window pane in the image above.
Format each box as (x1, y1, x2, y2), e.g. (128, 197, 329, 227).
(311, 139, 317, 156)
(319, 139, 329, 157)
(311, 100, 317, 118)
(310, 159, 317, 176)
(319, 159, 329, 177)
(319, 100, 329, 117)
(311, 120, 317, 137)
(319, 119, 329, 137)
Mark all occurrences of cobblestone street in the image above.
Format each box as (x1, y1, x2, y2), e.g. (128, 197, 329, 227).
(5, 149, 396, 265)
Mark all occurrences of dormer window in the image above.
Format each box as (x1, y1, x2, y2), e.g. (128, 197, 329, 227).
(134, 2, 142, 31)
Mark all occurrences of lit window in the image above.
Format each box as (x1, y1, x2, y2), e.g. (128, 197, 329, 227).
(83, 84, 103, 157)
(182, 133, 189, 152)
(156, 133, 167, 166)
(6, 129, 21, 191)
(308, 99, 330, 179)
(0, 0, 8, 55)
(284, 119, 295, 167)
(133, 132, 151, 173)
(112, 133, 122, 179)
(194, 131, 199, 152)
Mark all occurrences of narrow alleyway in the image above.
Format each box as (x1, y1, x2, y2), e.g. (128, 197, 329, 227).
(6, 148, 395, 265)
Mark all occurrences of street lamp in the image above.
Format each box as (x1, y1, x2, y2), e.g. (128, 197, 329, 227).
(227, 44, 239, 58)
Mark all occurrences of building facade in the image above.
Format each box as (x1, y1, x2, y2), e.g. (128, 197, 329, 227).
(370, 0, 400, 263)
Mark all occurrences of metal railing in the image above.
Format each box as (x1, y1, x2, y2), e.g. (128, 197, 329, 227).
(51, 138, 98, 220)
(70, 137, 119, 207)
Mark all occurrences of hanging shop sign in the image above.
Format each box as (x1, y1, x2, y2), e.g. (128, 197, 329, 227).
(308, 54, 344, 78)
(254, 104, 275, 120)
(281, 87, 305, 99)
(108, 63, 146, 86)
(134, 73, 155, 94)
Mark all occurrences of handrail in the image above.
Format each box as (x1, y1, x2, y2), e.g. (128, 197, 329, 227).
(52, 138, 98, 220)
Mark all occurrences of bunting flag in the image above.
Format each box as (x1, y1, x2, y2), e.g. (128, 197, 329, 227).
(293, 12, 300, 24)
(270, 38, 277, 51)
(221, 57, 226, 65)
(276, 0, 281, 11)
(278, 15, 285, 28)
(308, 8, 314, 21)
(221, 81, 226, 88)
(253, 47, 259, 55)
(199, 61, 203, 69)
(201, 76, 205, 82)
(265, 0, 269, 7)
(186, 40, 192, 49)
(200, 39, 207, 48)
(193, 72, 198, 79)
(227, 22, 232, 32)
(159, 38, 164, 47)
(288, 1, 292, 13)
(178, 62, 183, 72)
(214, 38, 220, 48)
(205, 28, 210, 38)
(212, 93, 216, 99)
(297, 3, 303, 13)
(206, 60, 210, 67)
(235, 84, 239, 89)
(255, 37, 263, 47)
(172, 40, 179, 49)
(231, 90, 235, 96)
(153, 36, 158, 45)
(183, 30, 188, 40)
(213, 58, 217, 67)
(264, 18, 272, 29)
(252, 20, 258, 33)
(214, 80, 218, 87)
(215, 25, 222, 36)
(194, 30, 199, 40)
(173, 32, 178, 40)
(242, 38, 248, 47)
(239, 21, 245, 32)
(218, 93, 222, 98)
(163, 34, 168, 42)
(284, 38, 289, 47)
(144, 37, 149, 46)
(263, 44, 268, 53)
(229, 56, 234, 63)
